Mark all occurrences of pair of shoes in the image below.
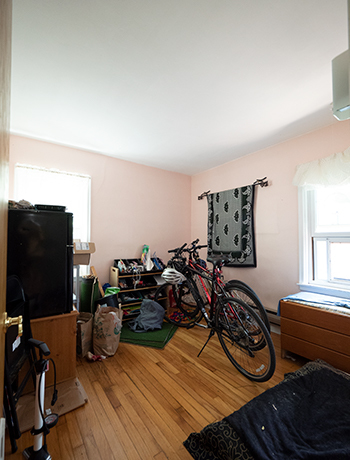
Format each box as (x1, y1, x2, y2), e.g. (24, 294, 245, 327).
(120, 293, 143, 303)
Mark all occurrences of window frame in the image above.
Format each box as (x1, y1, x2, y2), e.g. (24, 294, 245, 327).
(298, 186, 350, 298)
(313, 236, 350, 284)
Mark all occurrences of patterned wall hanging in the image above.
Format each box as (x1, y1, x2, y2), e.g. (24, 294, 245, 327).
(207, 184, 256, 267)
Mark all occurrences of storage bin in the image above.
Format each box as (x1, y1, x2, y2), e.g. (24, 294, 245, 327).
(80, 277, 99, 314)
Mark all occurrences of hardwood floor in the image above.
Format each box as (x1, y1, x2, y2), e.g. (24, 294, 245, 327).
(5, 326, 305, 459)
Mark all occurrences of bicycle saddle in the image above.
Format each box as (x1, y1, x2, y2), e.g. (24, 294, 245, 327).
(207, 255, 232, 267)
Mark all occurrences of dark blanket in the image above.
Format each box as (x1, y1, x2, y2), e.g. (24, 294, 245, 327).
(184, 361, 350, 460)
(225, 361, 350, 459)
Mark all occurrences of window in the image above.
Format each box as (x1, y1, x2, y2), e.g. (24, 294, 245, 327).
(299, 184, 350, 297)
(14, 164, 91, 245)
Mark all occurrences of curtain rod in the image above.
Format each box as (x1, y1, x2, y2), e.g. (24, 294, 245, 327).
(198, 177, 269, 200)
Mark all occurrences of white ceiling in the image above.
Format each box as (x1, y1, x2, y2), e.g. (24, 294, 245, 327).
(10, 0, 349, 175)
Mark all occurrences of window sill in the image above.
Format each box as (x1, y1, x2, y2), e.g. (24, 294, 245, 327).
(298, 283, 350, 300)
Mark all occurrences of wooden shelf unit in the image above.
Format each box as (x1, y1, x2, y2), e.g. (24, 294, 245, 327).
(118, 268, 164, 320)
(280, 299, 350, 373)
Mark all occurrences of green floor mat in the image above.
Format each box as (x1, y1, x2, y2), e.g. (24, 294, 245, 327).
(120, 321, 177, 349)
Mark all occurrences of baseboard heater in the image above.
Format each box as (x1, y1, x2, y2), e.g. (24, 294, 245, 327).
(266, 309, 280, 326)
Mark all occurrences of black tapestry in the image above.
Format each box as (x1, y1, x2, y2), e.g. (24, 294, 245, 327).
(207, 185, 256, 267)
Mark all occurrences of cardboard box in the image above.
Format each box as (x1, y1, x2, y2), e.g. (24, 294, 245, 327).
(73, 242, 96, 265)
(17, 378, 88, 433)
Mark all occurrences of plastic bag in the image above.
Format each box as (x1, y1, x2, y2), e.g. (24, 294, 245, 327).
(104, 286, 120, 296)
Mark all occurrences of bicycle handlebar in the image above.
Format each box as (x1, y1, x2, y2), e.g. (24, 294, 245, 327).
(167, 240, 207, 264)
(187, 240, 207, 257)
(190, 239, 206, 248)
(168, 242, 187, 256)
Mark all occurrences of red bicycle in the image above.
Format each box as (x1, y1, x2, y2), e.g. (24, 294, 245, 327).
(185, 239, 270, 331)
(154, 243, 275, 382)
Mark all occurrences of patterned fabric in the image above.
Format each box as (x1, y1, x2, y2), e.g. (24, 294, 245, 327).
(183, 419, 254, 460)
(183, 360, 348, 460)
(283, 358, 350, 382)
(207, 185, 256, 267)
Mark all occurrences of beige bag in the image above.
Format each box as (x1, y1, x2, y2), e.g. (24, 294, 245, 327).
(77, 312, 93, 357)
(93, 305, 123, 356)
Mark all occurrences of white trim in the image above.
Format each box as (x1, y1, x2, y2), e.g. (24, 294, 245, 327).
(297, 187, 312, 286)
(85, 177, 92, 243)
(298, 283, 350, 300)
(298, 185, 350, 296)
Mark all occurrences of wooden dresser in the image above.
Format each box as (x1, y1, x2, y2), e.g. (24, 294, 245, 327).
(20, 309, 79, 391)
(280, 299, 350, 373)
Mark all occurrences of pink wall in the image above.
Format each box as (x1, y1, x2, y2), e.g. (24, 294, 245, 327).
(10, 120, 350, 312)
(9, 135, 191, 284)
(191, 120, 350, 312)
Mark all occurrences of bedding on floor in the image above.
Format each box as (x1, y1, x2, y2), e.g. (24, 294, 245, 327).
(184, 360, 350, 460)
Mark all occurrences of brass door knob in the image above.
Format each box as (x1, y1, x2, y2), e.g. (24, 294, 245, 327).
(4, 312, 23, 336)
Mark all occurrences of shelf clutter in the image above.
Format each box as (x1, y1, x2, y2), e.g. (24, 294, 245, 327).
(75, 250, 168, 359)
(111, 257, 166, 321)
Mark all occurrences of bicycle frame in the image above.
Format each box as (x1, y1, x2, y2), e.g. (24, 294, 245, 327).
(183, 256, 242, 328)
(180, 261, 260, 362)
(185, 242, 236, 310)
(164, 241, 276, 382)
(168, 241, 261, 334)
(188, 257, 226, 303)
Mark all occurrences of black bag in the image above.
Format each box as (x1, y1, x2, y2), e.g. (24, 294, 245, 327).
(128, 299, 165, 332)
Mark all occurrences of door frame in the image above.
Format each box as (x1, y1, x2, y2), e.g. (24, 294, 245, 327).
(0, 0, 12, 405)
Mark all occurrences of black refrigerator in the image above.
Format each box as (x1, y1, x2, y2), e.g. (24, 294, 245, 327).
(7, 208, 73, 319)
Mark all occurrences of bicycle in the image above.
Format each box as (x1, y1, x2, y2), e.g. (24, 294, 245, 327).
(154, 244, 276, 382)
(184, 239, 270, 331)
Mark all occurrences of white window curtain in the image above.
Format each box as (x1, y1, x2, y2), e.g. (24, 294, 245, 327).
(293, 146, 350, 188)
(14, 164, 91, 242)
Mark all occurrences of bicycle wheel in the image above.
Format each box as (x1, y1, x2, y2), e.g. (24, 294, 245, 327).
(215, 298, 275, 382)
(154, 282, 203, 327)
(225, 280, 270, 332)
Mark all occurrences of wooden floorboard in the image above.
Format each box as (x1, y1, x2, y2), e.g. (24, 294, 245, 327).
(5, 327, 305, 459)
